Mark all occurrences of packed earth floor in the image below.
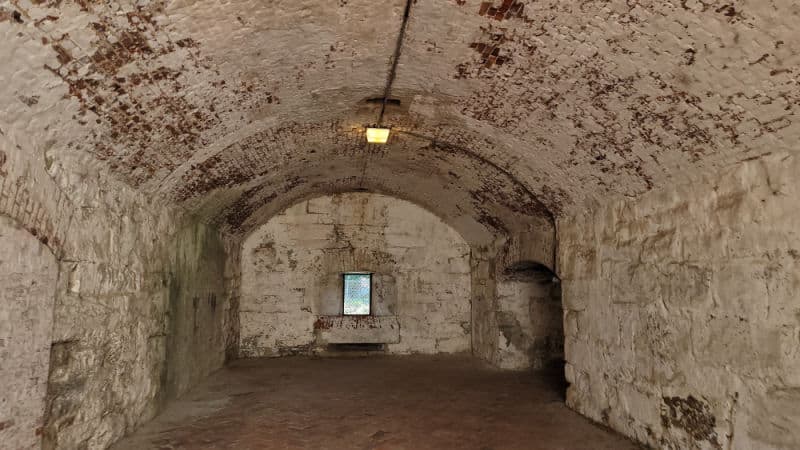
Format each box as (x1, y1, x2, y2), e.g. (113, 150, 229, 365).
(112, 355, 638, 450)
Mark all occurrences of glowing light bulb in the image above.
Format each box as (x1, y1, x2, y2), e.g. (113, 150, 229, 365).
(365, 127, 390, 144)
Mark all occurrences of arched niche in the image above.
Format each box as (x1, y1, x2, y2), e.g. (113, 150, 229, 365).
(0, 215, 59, 448)
(503, 261, 561, 283)
(494, 259, 564, 372)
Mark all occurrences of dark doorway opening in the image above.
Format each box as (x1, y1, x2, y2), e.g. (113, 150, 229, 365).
(501, 260, 566, 399)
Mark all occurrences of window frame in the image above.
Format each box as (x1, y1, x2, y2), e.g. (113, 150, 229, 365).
(342, 272, 373, 316)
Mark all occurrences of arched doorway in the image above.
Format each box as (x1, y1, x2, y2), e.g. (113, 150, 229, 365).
(237, 192, 472, 357)
(495, 260, 565, 389)
(0, 216, 58, 448)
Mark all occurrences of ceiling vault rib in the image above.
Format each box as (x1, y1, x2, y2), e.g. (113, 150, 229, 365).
(396, 130, 556, 222)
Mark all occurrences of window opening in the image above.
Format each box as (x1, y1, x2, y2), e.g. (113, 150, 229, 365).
(343, 273, 372, 315)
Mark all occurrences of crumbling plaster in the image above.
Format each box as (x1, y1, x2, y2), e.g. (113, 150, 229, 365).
(0, 98, 234, 449)
(5, 0, 796, 240)
(1, 0, 799, 448)
(469, 231, 560, 370)
(44, 219, 229, 450)
(494, 272, 563, 370)
(559, 151, 800, 449)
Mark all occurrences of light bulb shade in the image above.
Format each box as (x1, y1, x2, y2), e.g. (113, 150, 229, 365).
(366, 127, 391, 144)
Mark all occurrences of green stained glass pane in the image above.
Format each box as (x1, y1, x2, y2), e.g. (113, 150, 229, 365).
(343, 273, 371, 315)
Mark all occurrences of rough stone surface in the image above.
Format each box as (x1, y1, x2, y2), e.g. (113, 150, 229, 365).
(43, 217, 230, 450)
(316, 316, 402, 345)
(163, 223, 228, 399)
(470, 234, 560, 370)
(0, 75, 233, 449)
(559, 151, 800, 449)
(495, 273, 563, 370)
(239, 193, 472, 357)
(0, 215, 58, 450)
(2, 0, 799, 448)
(222, 238, 242, 361)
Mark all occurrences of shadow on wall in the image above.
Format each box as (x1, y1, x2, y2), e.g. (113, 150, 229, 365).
(163, 223, 228, 401)
(495, 261, 565, 377)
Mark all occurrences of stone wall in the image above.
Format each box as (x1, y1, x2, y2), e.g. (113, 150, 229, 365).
(1, 128, 231, 449)
(222, 238, 243, 361)
(495, 272, 563, 370)
(163, 223, 228, 399)
(43, 215, 229, 450)
(0, 215, 59, 449)
(469, 253, 498, 364)
(559, 152, 800, 449)
(470, 230, 560, 370)
(239, 193, 472, 357)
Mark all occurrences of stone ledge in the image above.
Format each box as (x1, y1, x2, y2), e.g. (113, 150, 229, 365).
(314, 315, 401, 344)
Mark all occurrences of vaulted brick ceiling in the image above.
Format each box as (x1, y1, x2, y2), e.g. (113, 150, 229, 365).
(3, 0, 797, 243)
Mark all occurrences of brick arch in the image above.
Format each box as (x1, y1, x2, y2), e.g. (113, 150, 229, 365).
(161, 120, 555, 246)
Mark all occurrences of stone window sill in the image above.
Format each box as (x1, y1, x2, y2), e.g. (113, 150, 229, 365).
(313, 315, 400, 344)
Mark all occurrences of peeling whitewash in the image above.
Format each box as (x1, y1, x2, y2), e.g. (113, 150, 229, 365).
(239, 193, 472, 356)
(1, 0, 799, 448)
(559, 152, 800, 450)
(494, 274, 563, 370)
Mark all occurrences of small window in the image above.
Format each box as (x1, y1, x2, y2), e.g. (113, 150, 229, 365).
(343, 273, 372, 315)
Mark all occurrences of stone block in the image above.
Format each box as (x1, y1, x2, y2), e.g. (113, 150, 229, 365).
(712, 260, 769, 318)
(607, 261, 661, 305)
(314, 315, 401, 344)
(561, 278, 607, 311)
(691, 314, 781, 371)
(661, 263, 712, 310)
(745, 386, 800, 448)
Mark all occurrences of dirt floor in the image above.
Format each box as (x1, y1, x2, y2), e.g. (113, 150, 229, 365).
(113, 355, 639, 450)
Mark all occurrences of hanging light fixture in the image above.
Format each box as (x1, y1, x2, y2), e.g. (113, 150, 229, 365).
(365, 127, 391, 144)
